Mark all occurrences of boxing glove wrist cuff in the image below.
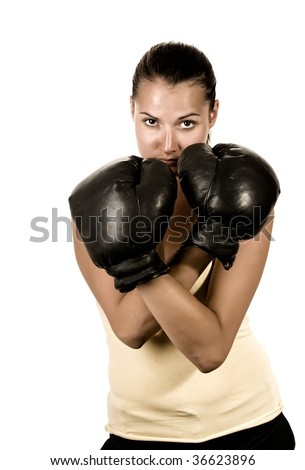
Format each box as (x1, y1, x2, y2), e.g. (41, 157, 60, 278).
(106, 250, 169, 293)
(186, 222, 239, 270)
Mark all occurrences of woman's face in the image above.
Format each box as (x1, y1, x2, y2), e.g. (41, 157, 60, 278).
(131, 78, 219, 173)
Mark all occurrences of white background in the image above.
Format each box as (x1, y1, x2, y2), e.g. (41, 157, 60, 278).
(1, 0, 304, 468)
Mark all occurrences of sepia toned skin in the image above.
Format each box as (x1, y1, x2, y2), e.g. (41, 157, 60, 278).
(131, 78, 218, 171)
(72, 77, 274, 373)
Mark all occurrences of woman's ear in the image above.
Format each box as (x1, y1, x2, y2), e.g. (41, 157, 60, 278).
(130, 96, 135, 119)
(209, 99, 219, 129)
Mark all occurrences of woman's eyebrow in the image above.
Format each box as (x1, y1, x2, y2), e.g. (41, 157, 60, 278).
(139, 112, 158, 120)
(178, 113, 201, 120)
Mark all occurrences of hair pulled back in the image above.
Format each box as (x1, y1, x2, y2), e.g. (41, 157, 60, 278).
(132, 41, 216, 110)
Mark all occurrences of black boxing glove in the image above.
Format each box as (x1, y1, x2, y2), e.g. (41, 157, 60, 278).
(178, 143, 280, 269)
(69, 156, 177, 292)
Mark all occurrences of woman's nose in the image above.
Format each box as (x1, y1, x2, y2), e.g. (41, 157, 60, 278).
(161, 128, 179, 154)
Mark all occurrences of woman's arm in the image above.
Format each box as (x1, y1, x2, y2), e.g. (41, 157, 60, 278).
(136, 214, 274, 373)
(71, 221, 212, 348)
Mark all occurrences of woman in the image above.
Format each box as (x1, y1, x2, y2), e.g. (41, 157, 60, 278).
(69, 42, 295, 449)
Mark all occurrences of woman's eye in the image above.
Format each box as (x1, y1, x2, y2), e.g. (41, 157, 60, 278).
(144, 118, 157, 127)
(180, 120, 195, 129)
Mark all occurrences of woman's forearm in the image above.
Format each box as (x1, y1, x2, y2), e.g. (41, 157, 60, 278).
(136, 273, 223, 373)
(115, 246, 213, 347)
(167, 246, 213, 290)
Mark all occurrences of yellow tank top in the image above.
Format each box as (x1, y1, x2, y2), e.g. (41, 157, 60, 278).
(97, 281, 282, 443)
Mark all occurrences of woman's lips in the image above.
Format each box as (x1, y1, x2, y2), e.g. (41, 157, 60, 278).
(160, 158, 178, 167)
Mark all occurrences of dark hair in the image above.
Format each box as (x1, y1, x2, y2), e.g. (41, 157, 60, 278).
(132, 41, 216, 111)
